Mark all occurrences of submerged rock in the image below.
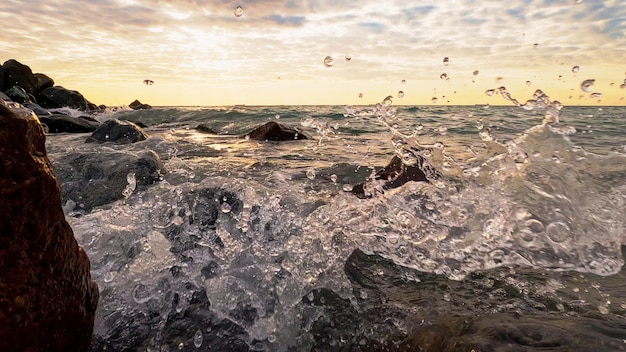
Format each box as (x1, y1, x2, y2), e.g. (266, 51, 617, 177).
(85, 118, 148, 144)
(129, 99, 152, 110)
(52, 150, 165, 212)
(243, 121, 310, 141)
(0, 100, 99, 351)
(39, 113, 100, 133)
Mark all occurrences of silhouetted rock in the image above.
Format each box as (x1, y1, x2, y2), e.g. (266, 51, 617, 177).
(39, 113, 100, 133)
(0, 100, 99, 352)
(34, 72, 54, 91)
(2, 59, 39, 96)
(52, 150, 165, 211)
(351, 154, 441, 198)
(5, 85, 33, 103)
(129, 99, 152, 110)
(39, 85, 96, 111)
(243, 121, 310, 141)
(85, 119, 148, 144)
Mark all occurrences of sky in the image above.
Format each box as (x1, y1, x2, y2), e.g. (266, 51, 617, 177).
(1, 0, 625, 106)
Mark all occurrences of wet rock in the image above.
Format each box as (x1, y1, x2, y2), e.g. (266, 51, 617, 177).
(51, 150, 165, 212)
(129, 99, 152, 110)
(85, 119, 148, 144)
(34, 72, 55, 91)
(0, 100, 99, 351)
(39, 113, 100, 133)
(39, 85, 97, 111)
(351, 154, 441, 198)
(5, 85, 33, 103)
(243, 121, 310, 141)
(23, 102, 51, 116)
(2, 59, 39, 96)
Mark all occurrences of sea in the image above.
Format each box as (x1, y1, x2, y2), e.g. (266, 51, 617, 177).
(44, 93, 626, 351)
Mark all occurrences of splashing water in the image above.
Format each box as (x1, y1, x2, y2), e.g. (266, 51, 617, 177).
(581, 79, 595, 92)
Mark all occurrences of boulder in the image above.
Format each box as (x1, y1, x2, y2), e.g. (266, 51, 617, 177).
(39, 113, 100, 133)
(34, 72, 54, 91)
(351, 153, 442, 198)
(243, 121, 310, 141)
(5, 85, 33, 104)
(129, 99, 152, 110)
(23, 102, 51, 116)
(0, 100, 99, 351)
(85, 119, 148, 144)
(2, 59, 39, 96)
(52, 150, 165, 212)
(39, 85, 96, 111)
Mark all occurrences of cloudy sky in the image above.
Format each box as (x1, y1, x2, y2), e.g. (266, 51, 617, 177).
(1, 0, 625, 106)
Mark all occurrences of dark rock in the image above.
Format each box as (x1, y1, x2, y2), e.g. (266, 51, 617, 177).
(243, 121, 310, 141)
(85, 119, 148, 144)
(39, 113, 100, 133)
(0, 100, 99, 351)
(195, 124, 217, 134)
(98, 104, 107, 110)
(23, 102, 51, 116)
(5, 85, 32, 103)
(351, 153, 441, 198)
(39, 85, 96, 111)
(0, 65, 3, 91)
(0, 91, 10, 101)
(2, 59, 39, 96)
(51, 150, 165, 211)
(129, 99, 152, 110)
(34, 72, 54, 91)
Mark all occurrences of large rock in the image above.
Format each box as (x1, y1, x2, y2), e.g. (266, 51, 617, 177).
(0, 100, 99, 351)
(52, 150, 165, 212)
(129, 99, 152, 110)
(243, 121, 310, 141)
(34, 72, 55, 91)
(23, 102, 52, 116)
(85, 118, 148, 144)
(39, 113, 100, 133)
(2, 59, 39, 96)
(5, 85, 33, 104)
(39, 85, 96, 111)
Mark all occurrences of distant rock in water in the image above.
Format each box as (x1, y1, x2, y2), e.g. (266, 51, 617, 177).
(129, 99, 152, 110)
(243, 121, 310, 141)
(39, 85, 98, 111)
(196, 123, 218, 134)
(85, 119, 148, 144)
(52, 150, 165, 212)
(351, 153, 441, 198)
(0, 100, 99, 351)
(39, 113, 100, 133)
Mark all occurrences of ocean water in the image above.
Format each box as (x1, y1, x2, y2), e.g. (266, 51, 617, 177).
(45, 97, 626, 351)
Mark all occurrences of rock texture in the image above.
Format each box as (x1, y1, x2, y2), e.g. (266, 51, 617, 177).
(85, 118, 148, 144)
(0, 100, 99, 351)
(243, 121, 310, 141)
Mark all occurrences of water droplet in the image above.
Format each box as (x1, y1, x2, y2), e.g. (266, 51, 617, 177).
(103, 271, 116, 283)
(382, 95, 393, 106)
(234, 5, 243, 17)
(330, 174, 337, 183)
(425, 202, 436, 210)
(358, 92, 363, 98)
(580, 79, 595, 92)
(220, 202, 232, 213)
(401, 79, 406, 84)
(431, 97, 438, 103)
(574, 0, 583, 4)
(526, 80, 532, 86)
(621, 83, 626, 89)
(525, 219, 545, 233)
(105, 134, 110, 140)
(473, 70, 479, 76)
(193, 330, 203, 348)
(546, 221, 569, 243)
(323, 56, 334, 68)
(275, 114, 280, 119)
(485, 89, 495, 96)
(572, 65, 580, 73)
(342, 184, 353, 192)
(178, 342, 184, 350)
(360, 290, 368, 299)
(590, 92, 602, 98)
(306, 167, 316, 180)
(397, 91, 404, 98)
(443, 57, 449, 66)
(344, 55, 352, 62)
(307, 292, 314, 301)
(440, 73, 448, 80)
(598, 304, 609, 315)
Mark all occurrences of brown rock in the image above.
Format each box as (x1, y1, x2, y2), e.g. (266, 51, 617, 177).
(0, 100, 99, 351)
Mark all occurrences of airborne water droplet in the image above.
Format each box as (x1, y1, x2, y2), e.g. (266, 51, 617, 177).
(397, 91, 404, 98)
(306, 167, 316, 180)
(526, 80, 532, 86)
(401, 79, 406, 84)
(443, 57, 449, 66)
(220, 202, 232, 213)
(193, 330, 203, 348)
(358, 92, 363, 98)
(473, 70, 479, 76)
(330, 174, 337, 183)
(580, 79, 595, 92)
(431, 97, 438, 103)
(323, 56, 334, 68)
(234, 5, 244, 17)
(382, 95, 393, 106)
(342, 184, 353, 192)
(590, 92, 603, 98)
(572, 65, 580, 73)
(345, 55, 352, 62)
(485, 89, 495, 96)
(440, 73, 448, 80)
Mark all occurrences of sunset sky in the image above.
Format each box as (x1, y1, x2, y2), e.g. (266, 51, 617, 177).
(1, 0, 625, 106)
